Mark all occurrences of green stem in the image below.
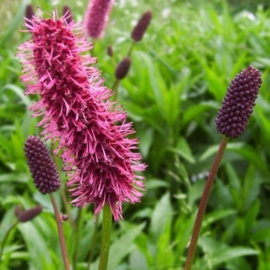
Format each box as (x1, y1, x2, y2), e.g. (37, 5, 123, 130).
(60, 182, 75, 227)
(50, 194, 70, 270)
(111, 80, 120, 101)
(127, 41, 135, 57)
(72, 208, 82, 270)
(87, 214, 100, 270)
(0, 221, 19, 266)
(98, 204, 112, 270)
(52, 143, 74, 228)
(184, 135, 229, 270)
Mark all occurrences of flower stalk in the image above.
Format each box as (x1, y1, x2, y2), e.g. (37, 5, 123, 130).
(184, 65, 262, 269)
(50, 193, 70, 270)
(184, 136, 228, 270)
(98, 204, 112, 270)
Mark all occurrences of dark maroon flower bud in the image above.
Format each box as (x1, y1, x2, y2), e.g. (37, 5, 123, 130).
(216, 66, 262, 138)
(24, 136, 60, 194)
(17, 205, 43, 222)
(107, 45, 113, 57)
(62, 5, 73, 24)
(115, 57, 131, 80)
(25, 5, 35, 30)
(131, 11, 152, 42)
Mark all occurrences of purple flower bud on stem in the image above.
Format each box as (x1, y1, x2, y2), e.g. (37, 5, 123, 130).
(85, 0, 113, 39)
(216, 65, 262, 138)
(24, 136, 60, 194)
(115, 57, 131, 80)
(131, 11, 152, 42)
(62, 5, 73, 24)
(17, 205, 43, 222)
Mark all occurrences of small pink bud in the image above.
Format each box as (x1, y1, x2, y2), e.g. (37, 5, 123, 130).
(61, 214, 69, 222)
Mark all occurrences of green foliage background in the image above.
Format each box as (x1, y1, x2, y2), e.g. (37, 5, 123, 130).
(1, 0, 270, 269)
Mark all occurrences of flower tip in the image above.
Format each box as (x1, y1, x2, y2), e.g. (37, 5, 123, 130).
(131, 10, 152, 42)
(216, 65, 262, 138)
(25, 4, 35, 30)
(62, 5, 73, 24)
(85, 0, 113, 39)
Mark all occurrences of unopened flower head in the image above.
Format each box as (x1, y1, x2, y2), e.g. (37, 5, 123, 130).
(17, 10, 145, 220)
(24, 136, 60, 194)
(85, 0, 113, 39)
(131, 11, 152, 42)
(216, 66, 262, 138)
(25, 4, 35, 30)
(62, 5, 73, 24)
(17, 205, 43, 223)
(115, 57, 131, 80)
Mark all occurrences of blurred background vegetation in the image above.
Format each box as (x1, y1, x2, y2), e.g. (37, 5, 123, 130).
(1, 0, 270, 269)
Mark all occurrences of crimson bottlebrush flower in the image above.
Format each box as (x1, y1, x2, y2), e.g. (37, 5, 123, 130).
(17, 205, 43, 222)
(62, 5, 73, 24)
(25, 5, 35, 30)
(85, 0, 113, 39)
(131, 11, 152, 42)
(24, 136, 60, 194)
(17, 11, 145, 220)
(115, 57, 131, 80)
(215, 66, 262, 138)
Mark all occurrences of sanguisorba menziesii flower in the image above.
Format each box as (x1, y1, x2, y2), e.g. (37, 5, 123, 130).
(85, 0, 113, 39)
(17, 11, 145, 220)
(216, 66, 262, 138)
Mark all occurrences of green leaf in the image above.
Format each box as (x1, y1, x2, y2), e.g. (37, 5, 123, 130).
(167, 136, 195, 163)
(199, 142, 268, 173)
(107, 223, 145, 270)
(150, 193, 173, 240)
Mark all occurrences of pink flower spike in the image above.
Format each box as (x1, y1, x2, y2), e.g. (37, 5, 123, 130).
(17, 10, 146, 221)
(85, 0, 113, 39)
